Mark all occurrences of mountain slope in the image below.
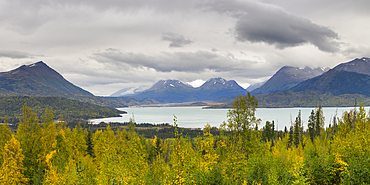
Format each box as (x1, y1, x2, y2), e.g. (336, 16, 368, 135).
(251, 66, 328, 95)
(246, 80, 266, 92)
(0, 61, 93, 97)
(291, 69, 370, 96)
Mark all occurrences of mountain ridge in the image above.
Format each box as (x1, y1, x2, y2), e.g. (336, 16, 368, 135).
(333, 57, 370, 76)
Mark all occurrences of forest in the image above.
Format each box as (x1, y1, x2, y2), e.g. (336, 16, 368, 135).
(0, 96, 125, 124)
(0, 93, 369, 184)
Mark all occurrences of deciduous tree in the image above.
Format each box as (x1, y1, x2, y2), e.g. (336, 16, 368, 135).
(0, 135, 28, 185)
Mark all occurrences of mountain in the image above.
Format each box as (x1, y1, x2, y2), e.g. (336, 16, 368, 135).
(196, 77, 246, 100)
(333, 57, 370, 76)
(131, 80, 196, 103)
(0, 61, 93, 97)
(291, 69, 370, 96)
(128, 78, 246, 103)
(251, 66, 329, 95)
(0, 61, 160, 108)
(246, 80, 266, 92)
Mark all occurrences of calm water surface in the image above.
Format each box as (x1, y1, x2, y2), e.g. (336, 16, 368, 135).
(90, 106, 363, 130)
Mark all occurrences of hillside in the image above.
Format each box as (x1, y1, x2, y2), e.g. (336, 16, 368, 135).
(0, 96, 126, 123)
(291, 69, 370, 96)
(251, 66, 328, 95)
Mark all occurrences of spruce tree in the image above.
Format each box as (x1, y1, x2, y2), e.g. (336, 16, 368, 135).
(293, 111, 301, 147)
(308, 110, 315, 142)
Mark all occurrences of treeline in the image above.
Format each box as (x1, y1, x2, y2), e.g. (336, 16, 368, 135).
(0, 96, 125, 124)
(0, 93, 370, 184)
(89, 122, 219, 139)
(210, 90, 370, 108)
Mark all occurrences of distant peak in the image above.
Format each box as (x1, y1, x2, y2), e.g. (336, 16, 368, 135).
(206, 77, 226, 82)
(26, 61, 48, 68)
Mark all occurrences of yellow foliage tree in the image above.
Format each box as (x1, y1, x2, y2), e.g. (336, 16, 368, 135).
(0, 135, 28, 184)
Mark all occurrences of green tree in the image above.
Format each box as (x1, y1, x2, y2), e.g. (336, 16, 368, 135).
(308, 110, 315, 142)
(293, 110, 301, 147)
(224, 93, 260, 141)
(315, 105, 325, 138)
(262, 121, 275, 143)
(86, 129, 94, 158)
(288, 126, 293, 148)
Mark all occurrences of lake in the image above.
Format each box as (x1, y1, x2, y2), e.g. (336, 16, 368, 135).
(90, 106, 362, 130)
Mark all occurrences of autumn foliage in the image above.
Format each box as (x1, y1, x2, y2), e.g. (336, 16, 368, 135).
(0, 97, 369, 184)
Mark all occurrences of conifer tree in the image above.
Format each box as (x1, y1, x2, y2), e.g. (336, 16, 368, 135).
(315, 105, 325, 138)
(293, 110, 301, 147)
(308, 110, 315, 142)
(288, 126, 293, 147)
(86, 129, 94, 157)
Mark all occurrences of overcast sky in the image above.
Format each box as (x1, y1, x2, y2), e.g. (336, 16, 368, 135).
(0, 0, 369, 96)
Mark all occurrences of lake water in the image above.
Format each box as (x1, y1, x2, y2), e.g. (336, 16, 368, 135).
(90, 106, 363, 130)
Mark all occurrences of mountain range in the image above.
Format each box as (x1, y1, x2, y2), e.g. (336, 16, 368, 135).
(113, 57, 370, 105)
(209, 57, 370, 108)
(123, 78, 247, 103)
(2, 57, 370, 108)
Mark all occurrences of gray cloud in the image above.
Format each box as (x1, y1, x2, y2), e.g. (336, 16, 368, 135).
(0, 0, 366, 96)
(0, 0, 341, 53)
(203, 0, 340, 52)
(0, 50, 36, 59)
(161, 32, 193, 48)
(91, 48, 271, 77)
(234, 13, 340, 52)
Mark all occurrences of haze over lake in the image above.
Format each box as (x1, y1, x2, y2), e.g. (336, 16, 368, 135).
(90, 106, 362, 130)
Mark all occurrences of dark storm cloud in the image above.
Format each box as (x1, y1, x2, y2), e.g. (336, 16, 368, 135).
(234, 12, 340, 52)
(92, 48, 269, 78)
(161, 32, 193, 48)
(203, 0, 341, 52)
(0, 50, 36, 59)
